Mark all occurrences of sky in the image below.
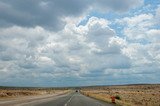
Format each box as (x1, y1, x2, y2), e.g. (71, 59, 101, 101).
(0, 0, 160, 87)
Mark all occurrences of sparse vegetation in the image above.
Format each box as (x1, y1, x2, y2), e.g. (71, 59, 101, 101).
(115, 95, 121, 100)
(0, 87, 70, 98)
(81, 84, 160, 106)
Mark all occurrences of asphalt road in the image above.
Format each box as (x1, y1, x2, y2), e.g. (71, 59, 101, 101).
(0, 92, 114, 106)
(33, 92, 114, 106)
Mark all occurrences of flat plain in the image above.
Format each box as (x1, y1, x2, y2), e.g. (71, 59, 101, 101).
(81, 84, 160, 106)
(0, 84, 159, 106)
(0, 87, 68, 98)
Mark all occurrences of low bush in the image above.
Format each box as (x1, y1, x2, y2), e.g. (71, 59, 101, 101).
(115, 95, 121, 100)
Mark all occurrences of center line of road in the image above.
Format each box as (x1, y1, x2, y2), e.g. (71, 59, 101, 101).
(64, 94, 74, 106)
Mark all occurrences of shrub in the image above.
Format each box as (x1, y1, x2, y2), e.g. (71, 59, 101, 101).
(115, 95, 121, 100)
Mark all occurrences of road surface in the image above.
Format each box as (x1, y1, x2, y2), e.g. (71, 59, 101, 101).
(0, 92, 114, 106)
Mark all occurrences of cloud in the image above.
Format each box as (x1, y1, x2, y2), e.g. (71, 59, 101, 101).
(0, 0, 90, 30)
(0, 16, 132, 86)
(0, 0, 143, 31)
(147, 29, 160, 43)
(155, 6, 160, 24)
(117, 6, 160, 82)
(94, 0, 144, 12)
(117, 14, 153, 27)
(0, 0, 160, 87)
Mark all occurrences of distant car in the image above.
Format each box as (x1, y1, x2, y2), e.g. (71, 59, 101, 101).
(75, 90, 79, 92)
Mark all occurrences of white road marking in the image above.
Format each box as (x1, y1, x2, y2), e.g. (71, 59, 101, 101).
(64, 94, 74, 106)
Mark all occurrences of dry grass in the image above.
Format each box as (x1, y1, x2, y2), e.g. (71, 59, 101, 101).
(81, 84, 160, 106)
(0, 89, 69, 98)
